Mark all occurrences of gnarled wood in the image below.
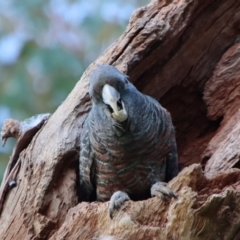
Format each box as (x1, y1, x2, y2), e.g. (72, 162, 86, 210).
(1, 0, 240, 239)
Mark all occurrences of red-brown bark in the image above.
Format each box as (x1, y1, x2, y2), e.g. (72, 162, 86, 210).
(1, 0, 240, 239)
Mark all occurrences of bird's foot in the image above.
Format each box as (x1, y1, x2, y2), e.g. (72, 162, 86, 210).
(109, 191, 130, 219)
(151, 182, 177, 200)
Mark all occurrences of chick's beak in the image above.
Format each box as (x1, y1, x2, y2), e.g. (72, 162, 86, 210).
(1, 134, 7, 147)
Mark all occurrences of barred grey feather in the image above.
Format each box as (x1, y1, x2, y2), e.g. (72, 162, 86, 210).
(79, 64, 178, 203)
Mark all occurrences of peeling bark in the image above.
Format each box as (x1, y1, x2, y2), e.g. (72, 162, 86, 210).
(203, 43, 240, 175)
(1, 0, 240, 239)
(48, 164, 240, 240)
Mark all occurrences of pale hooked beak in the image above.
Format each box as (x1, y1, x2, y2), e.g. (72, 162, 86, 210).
(102, 84, 128, 122)
(1, 133, 7, 147)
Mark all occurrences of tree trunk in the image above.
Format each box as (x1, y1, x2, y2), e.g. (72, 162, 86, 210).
(1, 0, 240, 239)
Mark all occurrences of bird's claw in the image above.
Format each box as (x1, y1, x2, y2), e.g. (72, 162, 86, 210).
(109, 191, 130, 219)
(151, 182, 177, 200)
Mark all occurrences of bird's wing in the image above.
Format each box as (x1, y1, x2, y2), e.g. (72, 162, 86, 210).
(146, 96, 179, 182)
(166, 137, 178, 181)
(79, 118, 95, 201)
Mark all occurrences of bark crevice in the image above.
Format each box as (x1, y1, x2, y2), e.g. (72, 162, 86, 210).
(1, 0, 240, 239)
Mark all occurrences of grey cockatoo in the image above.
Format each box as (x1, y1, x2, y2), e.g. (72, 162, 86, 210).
(79, 64, 178, 218)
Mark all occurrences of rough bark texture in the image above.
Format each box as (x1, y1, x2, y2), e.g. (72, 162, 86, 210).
(1, 0, 240, 239)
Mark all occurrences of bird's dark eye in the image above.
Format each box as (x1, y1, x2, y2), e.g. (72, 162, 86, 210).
(117, 99, 123, 111)
(107, 105, 113, 113)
